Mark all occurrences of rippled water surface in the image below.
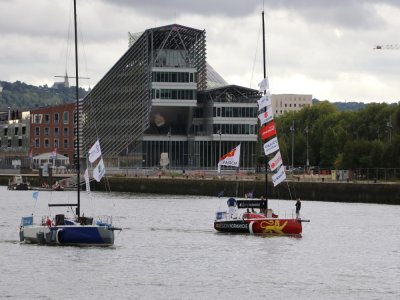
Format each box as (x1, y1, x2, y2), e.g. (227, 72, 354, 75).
(0, 186, 399, 299)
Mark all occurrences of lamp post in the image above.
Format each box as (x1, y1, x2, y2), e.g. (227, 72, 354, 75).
(387, 117, 392, 142)
(217, 129, 222, 160)
(305, 125, 309, 172)
(290, 120, 295, 169)
(167, 129, 171, 169)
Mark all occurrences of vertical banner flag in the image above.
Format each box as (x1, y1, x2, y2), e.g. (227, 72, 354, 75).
(84, 168, 90, 193)
(257, 94, 272, 110)
(259, 120, 277, 140)
(88, 140, 102, 163)
(258, 77, 269, 92)
(263, 137, 279, 156)
(217, 144, 241, 173)
(272, 165, 286, 187)
(258, 106, 274, 126)
(93, 158, 106, 182)
(268, 151, 282, 172)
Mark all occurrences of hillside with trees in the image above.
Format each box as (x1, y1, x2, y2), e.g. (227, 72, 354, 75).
(275, 101, 400, 170)
(0, 80, 87, 110)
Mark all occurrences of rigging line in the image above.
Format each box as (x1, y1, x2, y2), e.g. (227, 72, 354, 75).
(77, 13, 92, 89)
(64, 1, 73, 76)
(250, 19, 262, 89)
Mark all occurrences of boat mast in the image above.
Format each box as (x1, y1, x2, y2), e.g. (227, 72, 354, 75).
(74, 0, 80, 217)
(262, 10, 268, 209)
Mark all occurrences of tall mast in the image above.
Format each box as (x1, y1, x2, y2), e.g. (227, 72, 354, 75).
(262, 10, 268, 209)
(74, 0, 80, 217)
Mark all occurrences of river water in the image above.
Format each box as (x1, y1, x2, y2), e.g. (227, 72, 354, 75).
(0, 186, 398, 299)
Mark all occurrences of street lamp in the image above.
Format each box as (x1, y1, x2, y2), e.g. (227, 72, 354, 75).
(290, 120, 295, 169)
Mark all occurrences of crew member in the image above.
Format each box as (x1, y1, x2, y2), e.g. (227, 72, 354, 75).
(227, 197, 237, 218)
(295, 198, 301, 218)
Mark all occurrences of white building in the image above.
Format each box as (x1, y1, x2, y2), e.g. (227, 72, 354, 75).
(271, 94, 312, 116)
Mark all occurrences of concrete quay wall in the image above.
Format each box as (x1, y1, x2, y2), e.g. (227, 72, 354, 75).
(1, 175, 398, 205)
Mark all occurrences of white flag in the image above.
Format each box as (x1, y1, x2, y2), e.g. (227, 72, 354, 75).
(257, 94, 272, 110)
(93, 158, 106, 182)
(84, 168, 91, 193)
(272, 165, 286, 187)
(258, 106, 274, 126)
(88, 140, 102, 163)
(268, 151, 282, 172)
(217, 144, 241, 173)
(258, 77, 269, 92)
(264, 137, 279, 156)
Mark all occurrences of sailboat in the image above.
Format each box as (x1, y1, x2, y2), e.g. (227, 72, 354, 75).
(19, 0, 121, 246)
(214, 11, 308, 235)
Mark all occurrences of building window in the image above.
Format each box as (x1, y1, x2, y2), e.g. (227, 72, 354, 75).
(7, 139, 11, 147)
(44, 114, 50, 124)
(33, 114, 42, 124)
(44, 139, 50, 148)
(63, 111, 69, 124)
(22, 126, 26, 135)
(54, 139, 59, 149)
(63, 127, 68, 137)
(63, 139, 68, 148)
(14, 127, 19, 135)
(35, 138, 40, 148)
(18, 139, 22, 147)
(54, 127, 59, 137)
(44, 127, 50, 136)
(35, 127, 40, 136)
(4, 128, 8, 136)
(54, 113, 59, 124)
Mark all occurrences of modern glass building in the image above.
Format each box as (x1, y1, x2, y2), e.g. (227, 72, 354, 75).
(82, 24, 260, 170)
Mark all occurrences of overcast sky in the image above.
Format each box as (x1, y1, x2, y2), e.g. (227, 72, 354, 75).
(1, 0, 399, 103)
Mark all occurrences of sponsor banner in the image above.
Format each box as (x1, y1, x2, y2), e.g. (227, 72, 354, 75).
(258, 77, 269, 92)
(257, 94, 272, 110)
(259, 120, 276, 140)
(88, 140, 102, 163)
(93, 158, 106, 182)
(264, 137, 279, 156)
(217, 144, 241, 173)
(258, 106, 274, 126)
(272, 165, 286, 187)
(268, 151, 282, 172)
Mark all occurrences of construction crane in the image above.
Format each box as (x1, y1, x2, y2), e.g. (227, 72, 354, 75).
(374, 44, 400, 50)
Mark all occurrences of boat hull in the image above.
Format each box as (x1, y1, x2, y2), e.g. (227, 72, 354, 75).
(20, 225, 115, 246)
(214, 218, 302, 235)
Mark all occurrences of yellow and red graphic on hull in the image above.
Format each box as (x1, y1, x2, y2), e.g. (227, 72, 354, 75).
(250, 219, 302, 235)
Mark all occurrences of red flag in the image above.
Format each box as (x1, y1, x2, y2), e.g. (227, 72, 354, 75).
(259, 121, 277, 140)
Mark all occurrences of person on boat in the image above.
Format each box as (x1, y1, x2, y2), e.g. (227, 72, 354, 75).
(227, 197, 237, 218)
(295, 198, 301, 218)
(260, 196, 267, 214)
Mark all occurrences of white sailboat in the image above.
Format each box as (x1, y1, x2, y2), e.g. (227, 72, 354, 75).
(19, 0, 121, 246)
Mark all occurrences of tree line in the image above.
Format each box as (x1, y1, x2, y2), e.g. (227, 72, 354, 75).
(275, 101, 400, 169)
(0, 80, 87, 110)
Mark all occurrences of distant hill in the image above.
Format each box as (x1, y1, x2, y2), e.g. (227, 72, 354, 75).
(313, 99, 366, 111)
(0, 80, 88, 111)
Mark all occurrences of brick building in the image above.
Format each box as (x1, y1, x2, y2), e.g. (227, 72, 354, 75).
(30, 103, 76, 160)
